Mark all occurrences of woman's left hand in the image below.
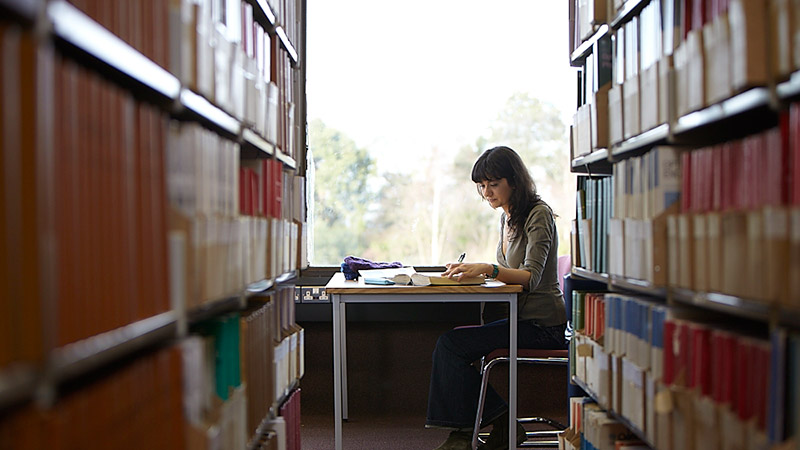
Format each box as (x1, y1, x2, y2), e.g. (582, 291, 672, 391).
(443, 262, 491, 279)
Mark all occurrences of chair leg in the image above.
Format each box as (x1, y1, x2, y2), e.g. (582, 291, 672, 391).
(471, 356, 568, 449)
(471, 361, 494, 450)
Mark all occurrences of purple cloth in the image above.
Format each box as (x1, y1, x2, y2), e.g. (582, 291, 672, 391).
(341, 256, 403, 280)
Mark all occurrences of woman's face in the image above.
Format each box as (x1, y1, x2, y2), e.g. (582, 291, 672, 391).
(477, 177, 513, 211)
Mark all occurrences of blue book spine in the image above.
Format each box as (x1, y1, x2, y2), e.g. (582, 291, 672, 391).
(651, 307, 665, 350)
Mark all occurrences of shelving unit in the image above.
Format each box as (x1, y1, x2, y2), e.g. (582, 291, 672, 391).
(1, 0, 307, 446)
(49, 0, 181, 103)
(570, 24, 610, 67)
(570, 376, 654, 448)
(567, 1, 800, 449)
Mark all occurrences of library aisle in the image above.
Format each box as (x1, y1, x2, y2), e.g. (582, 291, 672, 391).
(1, 0, 307, 448)
(567, 0, 800, 449)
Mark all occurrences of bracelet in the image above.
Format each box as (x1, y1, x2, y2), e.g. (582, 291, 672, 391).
(490, 264, 499, 278)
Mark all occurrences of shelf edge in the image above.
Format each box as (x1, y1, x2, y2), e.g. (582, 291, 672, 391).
(570, 24, 610, 67)
(610, 0, 651, 30)
(48, 0, 181, 101)
(50, 311, 178, 383)
(179, 88, 241, 137)
(610, 123, 669, 160)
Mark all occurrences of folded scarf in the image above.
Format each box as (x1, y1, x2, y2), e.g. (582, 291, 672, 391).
(341, 255, 403, 280)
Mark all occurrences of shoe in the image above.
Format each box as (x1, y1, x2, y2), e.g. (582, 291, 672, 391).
(477, 413, 526, 450)
(434, 430, 473, 450)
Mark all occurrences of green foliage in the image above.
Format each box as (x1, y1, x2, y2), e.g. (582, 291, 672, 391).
(309, 119, 376, 265)
(309, 92, 573, 266)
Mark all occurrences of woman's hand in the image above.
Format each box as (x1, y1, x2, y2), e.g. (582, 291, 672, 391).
(443, 262, 491, 279)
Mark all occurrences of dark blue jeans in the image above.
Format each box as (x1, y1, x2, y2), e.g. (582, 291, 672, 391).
(425, 319, 567, 429)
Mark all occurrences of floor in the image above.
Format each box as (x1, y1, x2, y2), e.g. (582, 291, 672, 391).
(297, 320, 567, 450)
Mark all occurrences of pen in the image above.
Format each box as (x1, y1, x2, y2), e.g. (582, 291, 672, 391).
(457, 252, 465, 263)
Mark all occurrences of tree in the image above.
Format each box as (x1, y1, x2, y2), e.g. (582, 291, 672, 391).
(308, 119, 377, 265)
(481, 93, 574, 255)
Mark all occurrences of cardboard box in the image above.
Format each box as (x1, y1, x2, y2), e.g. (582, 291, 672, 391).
(721, 212, 748, 297)
(686, 29, 705, 113)
(645, 373, 657, 445)
(596, 342, 611, 407)
(673, 42, 690, 117)
(650, 204, 678, 287)
(658, 56, 674, 126)
(622, 358, 646, 433)
(609, 83, 624, 145)
(730, 0, 769, 91)
(576, 335, 589, 384)
(677, 214, 695, 290)
(610, 354, 622, 413)
(706, 212, 723, 293)
(704, 15, 732, 105)
(694, 395, 720, 450)
(623, 75, 640, 140)
(719, 405, 746, 450)
(671, 388, 696, 450)
(667, 215, 680, 288)
(692, 214, 709, 292)
(763, 207, 789, 305)
(793, 0, 800, 71)
(640, 63, 659, 132)
(654, 382, 673, 450)
(789, 208, 800, 308)
(608, 218, 624, 276)
(592, 85, 610, 150)
(771, 0, 794, 81)
(745, 210, 766, 301)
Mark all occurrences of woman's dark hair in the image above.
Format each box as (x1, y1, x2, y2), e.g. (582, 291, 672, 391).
(471, 146, 541, 238)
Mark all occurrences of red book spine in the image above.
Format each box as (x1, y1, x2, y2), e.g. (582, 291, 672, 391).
(266, 159, 274, 218)
(735, 338, 754, 421)
(690, 324, 711, 396)
(596, 296, 605, 342)
(251, 170, 259, 217)
(693, 0, 706, 28)
(265, 159, 272, 218)
(274, 158, 283, 219)
(754, 341, 769, 431)
(790, 103, 800, 205)
(154, 110, 169, 315)
(697, 147, 713, 212)
(682, 151, 692, 213)
(585, 293, 594, 338)
(60, 59, 78, 346)
(663, 320, 677, 386)
(733, 139, 746, 210)
(682, 0, 693, 38)
(779, 112, 791, 205)
(711, 145, 723, 211)
(676, 321, 691, 387)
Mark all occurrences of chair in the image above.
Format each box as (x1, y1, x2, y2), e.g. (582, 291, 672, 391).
(470, 348, 569, 449)
(469, 255, 572, 449)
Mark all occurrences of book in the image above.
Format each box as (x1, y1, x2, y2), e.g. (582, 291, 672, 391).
(358, 267, 485, 286)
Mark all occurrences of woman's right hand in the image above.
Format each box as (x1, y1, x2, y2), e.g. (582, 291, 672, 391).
(443, 262, 491, 279)
(442, 262, 462, 278)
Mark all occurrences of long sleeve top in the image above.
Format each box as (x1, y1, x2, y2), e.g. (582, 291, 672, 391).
(483, 201, 567, 327)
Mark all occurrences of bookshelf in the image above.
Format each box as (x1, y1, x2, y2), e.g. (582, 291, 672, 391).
(566, 1, 800, 449)
(0, 0, 307, 447)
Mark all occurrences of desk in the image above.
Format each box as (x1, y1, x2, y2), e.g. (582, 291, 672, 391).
(325, 272, 524, 450)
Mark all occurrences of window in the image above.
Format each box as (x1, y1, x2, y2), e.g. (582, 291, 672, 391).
(307, 1, 576, 266)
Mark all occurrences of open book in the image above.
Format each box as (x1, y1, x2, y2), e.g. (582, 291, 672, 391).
(359, 267, 486, 286)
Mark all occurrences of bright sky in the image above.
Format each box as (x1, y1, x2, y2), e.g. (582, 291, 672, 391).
(306, 0, 577, 174)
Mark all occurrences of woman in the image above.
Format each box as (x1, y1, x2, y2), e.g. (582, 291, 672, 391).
(426, 146, 567, 450)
